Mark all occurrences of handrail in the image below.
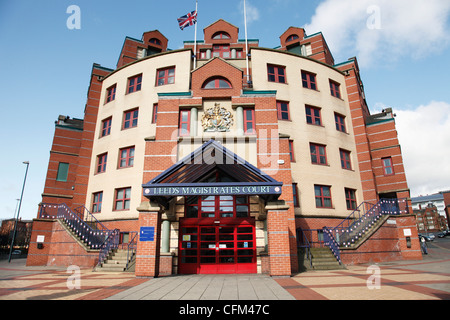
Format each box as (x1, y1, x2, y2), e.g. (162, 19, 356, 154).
(125, 232, 138, 270)
(98, 229, 120, 267)
(39, 203, 111, 250)
(323, 227, 341, 265)
(73, 205, 110, 233)
(296, 228, 312, 268)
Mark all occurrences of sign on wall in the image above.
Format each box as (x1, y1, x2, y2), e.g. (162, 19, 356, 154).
(140, 227, 155, 242)
(143, 184, 282, 197)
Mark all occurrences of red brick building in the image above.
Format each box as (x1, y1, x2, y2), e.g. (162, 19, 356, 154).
(27, 19, 421, 276)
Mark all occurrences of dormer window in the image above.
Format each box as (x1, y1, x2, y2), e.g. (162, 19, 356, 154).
(286, 34, 299, 42)
(149, 38, 162, 45)
(202, 77, 232, 89)
(212, 32, 231, 40)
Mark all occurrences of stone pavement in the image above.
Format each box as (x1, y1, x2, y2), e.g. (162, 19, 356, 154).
(1, 240, 449, 301)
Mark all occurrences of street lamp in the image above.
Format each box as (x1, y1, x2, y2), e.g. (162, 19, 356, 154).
(8, 161, 30, 263)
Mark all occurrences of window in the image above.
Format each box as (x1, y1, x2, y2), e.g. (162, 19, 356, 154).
(305, 105, 322, 126)
(277, 101, 290, 120)
(243, 108, 255, 135)
(212, 32, 231, 40)
(92, 192, 103, 213)
(286, 34, 299, 42)
(114, 187, 131, 211)
(335, 113, 347, 133)
(330, 80, 341, 99)
(96, 153, 107, 174)
(382, 157, 394, 175)
(185, 195, 250, 219)
(267, 64, 286, 83)
(56, 162, 69, 182)
(127, 74, 142, 94)
(293, 183, 300, 207)
(152, 104, 158, 124)
(106, 85, 116, 103)
(345, 188, 357, 210)
(289, 140, 295, 162)
(149, 38, 161, 45)
(101, 117, 112, 137)
(212, 45, 230, 58)
(310, 143, 327, 165)
(202, 77, 232, 89)
(123, 108, 139, 129)
(156, 67, 175, 86)
(315, 185, 332, 208)
(119, 146, 135, 168)
(179, 110, 190, 136)
(340, 149, 352, 170)
(301, 71, 317, 90)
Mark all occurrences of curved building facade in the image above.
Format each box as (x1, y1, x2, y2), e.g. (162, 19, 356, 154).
(30, 20, 419, 276)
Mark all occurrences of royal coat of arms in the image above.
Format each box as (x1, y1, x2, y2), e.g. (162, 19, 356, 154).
(201, 103, 234, 132)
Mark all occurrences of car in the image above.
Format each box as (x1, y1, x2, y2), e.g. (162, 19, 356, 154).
(438, 230, 450, 238)
(419, 234, 434, 241)
(12, 250, 21, 255)
(438, 232, 445, 238)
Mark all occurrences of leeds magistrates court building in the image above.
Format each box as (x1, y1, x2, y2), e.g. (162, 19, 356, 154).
(27, 19, 422, 277)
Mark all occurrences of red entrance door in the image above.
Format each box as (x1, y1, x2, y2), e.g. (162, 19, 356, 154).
(179, 195, 257, 274)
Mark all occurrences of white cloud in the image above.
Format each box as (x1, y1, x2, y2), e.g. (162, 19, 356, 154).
(380, 101, 450, 196)
(239, 0, 260, 24)
(304, 0, 450, 67)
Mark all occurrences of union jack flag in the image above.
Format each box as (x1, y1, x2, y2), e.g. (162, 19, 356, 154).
(178, 10, 197, 30)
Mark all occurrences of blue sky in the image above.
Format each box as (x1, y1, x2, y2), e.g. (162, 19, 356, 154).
(1, 0, 449, 220)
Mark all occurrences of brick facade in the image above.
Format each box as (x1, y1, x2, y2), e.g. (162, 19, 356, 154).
(29, 19, 416, 276)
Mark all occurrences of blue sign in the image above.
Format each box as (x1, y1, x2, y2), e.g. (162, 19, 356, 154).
(140, 227, 155, 242)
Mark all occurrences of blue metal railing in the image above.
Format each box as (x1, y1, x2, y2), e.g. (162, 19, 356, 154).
(38, 203, 120, 261)
(297, 198, 410, 265)
(98, 229, 120, 267)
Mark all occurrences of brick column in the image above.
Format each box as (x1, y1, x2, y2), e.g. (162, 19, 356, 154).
(266, 201, 291, 277)
(135, 201, 162, 278)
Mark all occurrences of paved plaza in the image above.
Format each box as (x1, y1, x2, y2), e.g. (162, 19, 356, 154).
(1, 240, 449, 301)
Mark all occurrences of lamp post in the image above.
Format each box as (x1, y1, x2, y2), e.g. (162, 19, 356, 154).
(8, 161, 30, 263)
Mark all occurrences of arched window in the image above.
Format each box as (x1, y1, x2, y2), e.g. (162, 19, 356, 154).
(149, 38, 162, 45)
(286, 34, 299, 42)
(212, 32, 231, 40)
(202, 77, 232, 89)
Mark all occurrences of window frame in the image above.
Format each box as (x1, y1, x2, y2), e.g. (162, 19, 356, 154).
(127, 74, 142, 94)
(101, 117, 112, 137)
(122, 108, 139, 130)
(293, 183, 300, 207)
(118, 146, 135, 169)
(106, 84, 116, 103)
(301, 70, 317, 90)
(212, 45, 231, 58)
(335, 113, 347, 133)
(114, 187, 131, 211)
(152, 104, 158, 124)
(212, 32, 231, 40)
(310, 143, 328, 165)
(289, 140, 295, 162)
(315, 185, 333, 208)
(156, 67, 175, 86)
(202, 77, 232, 89)
(267, 64, 287, 84)
(92, 191, 103, 213)
(179, 110, 191, 137)
(243, 108, 256, 135)
(56, 162, 70, 182)
(345, 188, 357, 211)
(305, 105, 322, 126)
(382, 157, 395, 176)
(96, 153, 107, 174)
(340, 149, 352, 170)
(276, 101, 290, 121)
(329, 80, 341, 99)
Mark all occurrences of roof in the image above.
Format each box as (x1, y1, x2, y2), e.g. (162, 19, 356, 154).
(142, 140, 282, 208)
(411, 193, 445, 203)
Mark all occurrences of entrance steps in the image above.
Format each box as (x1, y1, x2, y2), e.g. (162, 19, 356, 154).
(310, 247, 345, 270)
(95, 249, 135, 272)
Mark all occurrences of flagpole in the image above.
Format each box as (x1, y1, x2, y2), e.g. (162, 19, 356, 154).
(243, 0, 250, 85)
(194, 0, 198, 69)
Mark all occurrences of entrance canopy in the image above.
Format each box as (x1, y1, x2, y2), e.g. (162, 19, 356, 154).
(143, 140, 282, 208)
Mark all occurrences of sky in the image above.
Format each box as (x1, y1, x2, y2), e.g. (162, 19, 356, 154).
(0, 0, 449, 220)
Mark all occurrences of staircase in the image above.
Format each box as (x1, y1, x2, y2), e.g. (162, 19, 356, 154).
(310, 247, 345, 270)
(95, 249, 136, 272)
